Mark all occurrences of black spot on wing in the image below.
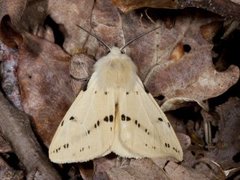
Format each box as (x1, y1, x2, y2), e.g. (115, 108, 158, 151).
(168, 122, 171, 128)
(109, 115, 114, 122)
(63, 143, 69, 149)
(164, 142, 170, 148)
(69, 116, 75, 121)
(158, 117, 163, 122)
(172, 146, 180, 153)
(104, 116, 109, 122)
(104, 115, 114, 123)
(121, 114, 126, 121)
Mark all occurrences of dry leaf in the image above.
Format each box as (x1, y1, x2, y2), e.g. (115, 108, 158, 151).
(113, 0, 240, 20)
(17, 33, 74, 145)
(204, 97, 240, 169)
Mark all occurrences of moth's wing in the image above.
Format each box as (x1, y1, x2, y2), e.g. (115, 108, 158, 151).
(49, 76, 116, 163)
(111, 110, 142, 158)
(116, 77, 183, 161)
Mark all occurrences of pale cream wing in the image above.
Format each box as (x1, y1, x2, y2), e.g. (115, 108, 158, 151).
(49, 76, 116, 163)
(117, 77, 183, 161)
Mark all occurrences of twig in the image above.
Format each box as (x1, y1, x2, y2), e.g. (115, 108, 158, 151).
(0, 91, 60, 180)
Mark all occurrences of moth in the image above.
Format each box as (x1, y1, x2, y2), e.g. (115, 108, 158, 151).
(49, 26, 183, 163)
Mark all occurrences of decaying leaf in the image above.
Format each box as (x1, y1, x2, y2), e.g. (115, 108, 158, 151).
(17, 33, 74, 145)
(112, 0, 240, 20)
(204, 97, 240, 170)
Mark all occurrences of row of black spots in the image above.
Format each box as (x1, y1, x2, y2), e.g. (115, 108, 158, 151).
(94, 90, 109, 95)
(63, 143, 69, 149)
(134, 120, 141, 128)
(104, 115, 114, 122)
(144, 128, 150, 135)
(158, 117, 171, 129)
(121, 114, 131, 121)
(144, 143, 156, 150)
(80, 145, 91, 152)
(53, 146, 61, 153)
(172, 147, 181, 153)
(126, 91, 139, 95)
(164, 142, 170, 148)
(134, 120, 151, 135)
(94, 120, 100, 128)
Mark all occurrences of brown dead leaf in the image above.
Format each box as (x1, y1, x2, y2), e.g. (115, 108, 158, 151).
(0, 0, 48, 33)
(112, 0, 240, 20)
(94, 158, 169, 180)
(203, 97, 240, 170)
(70, 53, 95, 95)
(17, 33, 74, 145)
(112, 0, 178, 12)
(48, 0, 95, 54)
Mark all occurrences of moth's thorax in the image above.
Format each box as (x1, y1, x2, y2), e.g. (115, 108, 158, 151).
(94, 47, 137, 90)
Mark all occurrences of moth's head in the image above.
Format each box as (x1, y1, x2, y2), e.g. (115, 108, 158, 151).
(108, 46, 127, 57)
(102, 46, 133, 64)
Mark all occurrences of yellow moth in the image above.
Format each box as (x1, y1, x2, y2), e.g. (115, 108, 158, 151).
(49, 27, 183, 163)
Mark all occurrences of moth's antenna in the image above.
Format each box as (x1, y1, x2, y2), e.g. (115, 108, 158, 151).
(120, 26, 161, 51)
(76, 25, 111, 51)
